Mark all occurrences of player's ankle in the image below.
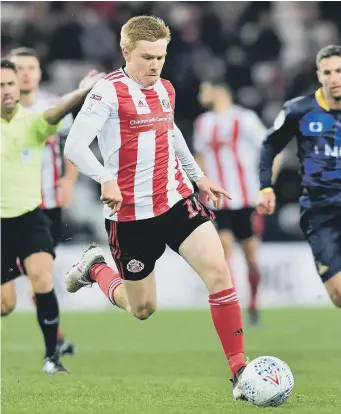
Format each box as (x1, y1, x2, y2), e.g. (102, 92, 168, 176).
(89, 263, 106, 282)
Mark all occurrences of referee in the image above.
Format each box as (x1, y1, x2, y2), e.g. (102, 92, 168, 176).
(0, 59, 103, 374)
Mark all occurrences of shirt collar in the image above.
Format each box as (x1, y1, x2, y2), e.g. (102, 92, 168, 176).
(1, 104, 25, 123)
(121, 66, 158, 90)
(315, 88, 330, 111)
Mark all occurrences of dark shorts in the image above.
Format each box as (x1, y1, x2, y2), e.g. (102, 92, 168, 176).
(300, 207, 341, 282)
(41, 207, 62, 248)
(1, 208, 55, 285)
(213, 207, 257, 241)
(105, 193, 214, 281)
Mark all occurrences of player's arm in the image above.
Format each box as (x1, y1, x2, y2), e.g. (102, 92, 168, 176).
(192, 116, 206, 172)
(173, 123, 204, 182)
(43, 72, 105, 126)
(245, 110, 283, 185)
(259, 103, 297, 190)
(64, 79, 116, 184)
(257, 102, 298, 215)
(173, 123, 230, 207)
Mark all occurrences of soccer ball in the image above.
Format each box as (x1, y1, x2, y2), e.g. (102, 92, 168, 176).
(241, 356, 294, 407)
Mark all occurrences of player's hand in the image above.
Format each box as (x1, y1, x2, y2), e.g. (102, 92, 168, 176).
(256, 189, 276, 215)
(101, 179, 123, 216)
(78, 70, 106, 92)
(57, 177, 75, 208)
(196, 175, 231, 209)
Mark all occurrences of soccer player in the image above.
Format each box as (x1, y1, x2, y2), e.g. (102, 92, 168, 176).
(8, 47, 77, 356)
(194, 81, 274, 326)
(0, 59, 103, 374)
(64, 16, 248, 399)
(257, 44, 341, 308)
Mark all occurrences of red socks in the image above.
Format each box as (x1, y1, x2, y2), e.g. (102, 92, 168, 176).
(209, 288, 246, 378)
(90, 263, 122, 305)
(248, 267, 260, 311)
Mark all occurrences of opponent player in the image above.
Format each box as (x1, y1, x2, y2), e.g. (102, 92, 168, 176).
(8, 47, 76, 355)
(64, 16, 248, 399)
(1, 59, 103, 373)
(194, 81, 275, 326)
(257, 44, 341, 307)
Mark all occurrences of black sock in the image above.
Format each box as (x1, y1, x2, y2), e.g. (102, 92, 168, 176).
(35, 289, 59, 358)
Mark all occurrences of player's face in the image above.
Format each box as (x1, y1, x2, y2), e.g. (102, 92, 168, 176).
(0, 68, 20, 111)
(10, 55, 41, 94)
(317, 56, 341, 101)
(124, 39, 168, 87)
(198, 83, 215, 108)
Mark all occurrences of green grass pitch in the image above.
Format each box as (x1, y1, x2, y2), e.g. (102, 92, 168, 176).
(1, 308, 341, 413)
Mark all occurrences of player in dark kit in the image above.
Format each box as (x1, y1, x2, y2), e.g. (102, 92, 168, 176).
(257, 44, 341, 307)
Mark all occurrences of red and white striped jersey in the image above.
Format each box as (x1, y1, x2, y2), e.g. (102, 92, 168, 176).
(193, 106, 266, 210)
(67, 68, 195, 222)
(26, 91, 73, 209)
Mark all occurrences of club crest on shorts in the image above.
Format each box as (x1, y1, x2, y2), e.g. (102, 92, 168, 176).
(127, 259, 144, 273)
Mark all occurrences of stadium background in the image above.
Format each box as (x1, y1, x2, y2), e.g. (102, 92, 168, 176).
(2, 0, 341, 309)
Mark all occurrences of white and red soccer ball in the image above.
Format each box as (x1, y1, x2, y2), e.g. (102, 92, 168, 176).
(241, 356, 294, 407)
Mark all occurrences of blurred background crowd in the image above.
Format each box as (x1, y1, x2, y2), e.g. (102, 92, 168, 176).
(2, 1, 341, 243)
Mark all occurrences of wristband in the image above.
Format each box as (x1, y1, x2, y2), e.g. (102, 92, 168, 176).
(260, 187, 274, 194)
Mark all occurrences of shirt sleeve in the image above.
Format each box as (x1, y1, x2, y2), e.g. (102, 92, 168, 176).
(174, 123, 204, 182)
(259, 101, 298, 189)
(33, 112, 63, 142)
(244, 110, 267, 150)
(58, 113, 74, 137)
(192, 115, 206, 154)
(64, 79, 118, 184)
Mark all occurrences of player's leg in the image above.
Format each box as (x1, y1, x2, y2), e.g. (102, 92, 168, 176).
(41, 207, 75, 356)
(20, 209, 68, 374)
(1, 218, 19, 316)
(300, 209, 341, 308)
(1, 281, 17, 316)
(214, 209, 237, 285)
(213, 209, 235, 262)
(165, 195, 246, 399)
(219, 230, 235, 263)
(66, 218, 163, 320)
(324, 272, 341, 307)
(237, 209, 262, 326)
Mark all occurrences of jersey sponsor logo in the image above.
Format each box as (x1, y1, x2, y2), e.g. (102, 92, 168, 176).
(90, 93, 102, 101)
(314, 144, 341, 157)
(129, 114, 174, 129)
(126, 259, 144, 273)
(300, 112, 334, 136)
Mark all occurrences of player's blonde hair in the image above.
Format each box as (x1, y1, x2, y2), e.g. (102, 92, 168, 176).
(120, 16, 171, 53)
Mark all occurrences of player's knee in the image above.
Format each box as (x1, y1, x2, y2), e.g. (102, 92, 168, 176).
(132, 301, 156, 320)
(329, 288, 341, 308)
(29, 270, 53, 293)
(1, 300, 16, 317)
(206, 260, 232, 293)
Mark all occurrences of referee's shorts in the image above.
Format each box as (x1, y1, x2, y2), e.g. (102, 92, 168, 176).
(1, 208, 55, 285)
